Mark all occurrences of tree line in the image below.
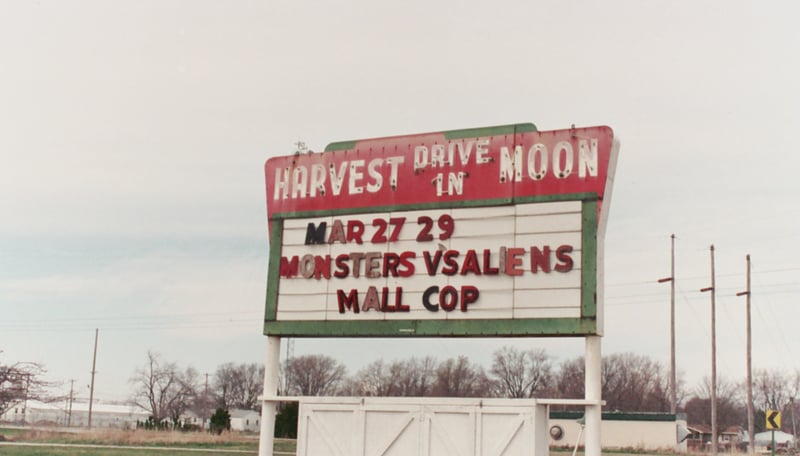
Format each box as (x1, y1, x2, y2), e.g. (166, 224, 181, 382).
(280, 350, 674, 408)
(128, 351, 264, 426)
(3, 348, 799, 435)
(279, 348, 800, 434)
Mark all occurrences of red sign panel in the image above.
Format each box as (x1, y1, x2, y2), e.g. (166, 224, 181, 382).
(265, 124, 615, 220)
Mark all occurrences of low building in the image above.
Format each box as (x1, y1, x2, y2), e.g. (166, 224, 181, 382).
(230, 409, 260, 432)
(0, 399, 149, 429)
(754, 430, 796, 452)
(550, 411, 687, 452)
(685, 424, 746, 452)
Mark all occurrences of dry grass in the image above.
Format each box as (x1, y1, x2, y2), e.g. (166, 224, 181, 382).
(16, 428, 258, 448)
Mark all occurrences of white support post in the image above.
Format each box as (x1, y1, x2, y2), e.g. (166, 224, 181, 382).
(258, 336, 282, 456)
(585, 336, 602, 456)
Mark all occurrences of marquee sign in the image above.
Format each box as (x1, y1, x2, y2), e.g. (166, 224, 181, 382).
(263, 123, 618, 337)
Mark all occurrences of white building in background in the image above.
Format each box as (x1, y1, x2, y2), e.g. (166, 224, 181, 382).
(0, 399, 149, 429)
(230, 409, 260, 432)
(549, 411, 688, 453)
(753, 430, 796, 451)
(2, 400, 261, 433)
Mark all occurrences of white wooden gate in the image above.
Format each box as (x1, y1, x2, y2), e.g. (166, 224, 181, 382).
(296, 397, 550, 456)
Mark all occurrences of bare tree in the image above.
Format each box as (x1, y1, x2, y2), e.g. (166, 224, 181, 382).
(212, 363, 264, 411)
(553, 353, 683, 412)
(0, 356, 47, 417)
(752, 368, 800, 434)
(285, 355, 346, 396)
(396, 357, 437, 397)
(130, 351, 198, 424)
(754, 369, 794, 411)
(602, 353, 670, 412)
(686, 376, 744, 431)
(167, 366, 198, 425)
(192, 378, 214, 430)
(491, 346, 552, 398)
(213, 363, 236, 410)
(234, 363, 264, 411)
(353, 357, 438, 397)
(433, 356, 492, 397)
(554, 356, 585, 401)
(354, 359, 397, 396)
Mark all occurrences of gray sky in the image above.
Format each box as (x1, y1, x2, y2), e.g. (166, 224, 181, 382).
(2, 0, 799, 403)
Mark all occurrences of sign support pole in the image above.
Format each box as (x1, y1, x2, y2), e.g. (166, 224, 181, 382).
(258, 336, 281, 456)
(771, 429, 775, 456)
(585, 335, 602, 456)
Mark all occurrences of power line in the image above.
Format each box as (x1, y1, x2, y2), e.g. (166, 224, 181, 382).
(0, 319, 259, 333)
(0, 310, 260, 324)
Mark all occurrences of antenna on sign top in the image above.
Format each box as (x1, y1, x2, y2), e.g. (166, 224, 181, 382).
(294, 140, 310, 155)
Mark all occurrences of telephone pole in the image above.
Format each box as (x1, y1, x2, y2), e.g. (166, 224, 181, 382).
(737, 255, 755, 454)
(701, 245, 717, 455)
(67, 379, 75, 427)
(21, 373, 30, 425)
(88, 328, 98, 429)
(204, 373, 210, 430)
(658, 234, 677, 414)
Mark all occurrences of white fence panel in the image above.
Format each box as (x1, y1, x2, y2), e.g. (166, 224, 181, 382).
(296, 398, 549, 456)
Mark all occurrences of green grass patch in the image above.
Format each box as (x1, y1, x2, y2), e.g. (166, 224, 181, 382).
(274, 438, 295, 453)
(0, 427, 28, 439)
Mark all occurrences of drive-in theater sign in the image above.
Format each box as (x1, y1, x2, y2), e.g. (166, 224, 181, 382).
(263, 123, 619, 338)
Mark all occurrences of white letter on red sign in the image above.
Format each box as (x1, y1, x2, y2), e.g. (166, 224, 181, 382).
(329, 162, 347, 196)
(527, 144, 548, 181)
(367, 158, 383, 193)
(553, 141, 574, 179)
(578, 139, 598, 178)
(499, 145, 523, 183)
(310, 164, 326, 197)
(292, 167, 308, 199)
(273, 167, 290, 200)
(349, 160, 364, 195)
(414, 146, 428, 170)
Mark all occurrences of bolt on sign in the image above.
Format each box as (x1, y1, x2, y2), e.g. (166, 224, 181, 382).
(263, 123, 619, 337)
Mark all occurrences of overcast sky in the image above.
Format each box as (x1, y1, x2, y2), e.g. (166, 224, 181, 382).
(2, 0, 799, 404)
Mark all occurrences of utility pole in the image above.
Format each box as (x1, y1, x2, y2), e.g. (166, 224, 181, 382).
(737, 255, 754, 454)
(67, 379, 75, 427)
(658, 233, 677, 415)
(204, 373, 209, 430)
(21, 373, 30, 426)
(701, 245, 717, 456)
(88, 328, 98, 429)
(791, 397, 797, 441)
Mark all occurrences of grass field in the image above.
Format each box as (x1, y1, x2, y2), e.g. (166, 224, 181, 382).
(0, 427, 297, 456)
(0, 446, 257, 456)
(1, 427, 684, 456)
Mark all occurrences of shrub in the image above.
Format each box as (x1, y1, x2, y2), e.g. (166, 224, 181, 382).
(209, 408, 231, 435)
(275, 402, 298, 438)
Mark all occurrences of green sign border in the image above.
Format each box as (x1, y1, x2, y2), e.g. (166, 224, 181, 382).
(264, 194, 598, 337)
